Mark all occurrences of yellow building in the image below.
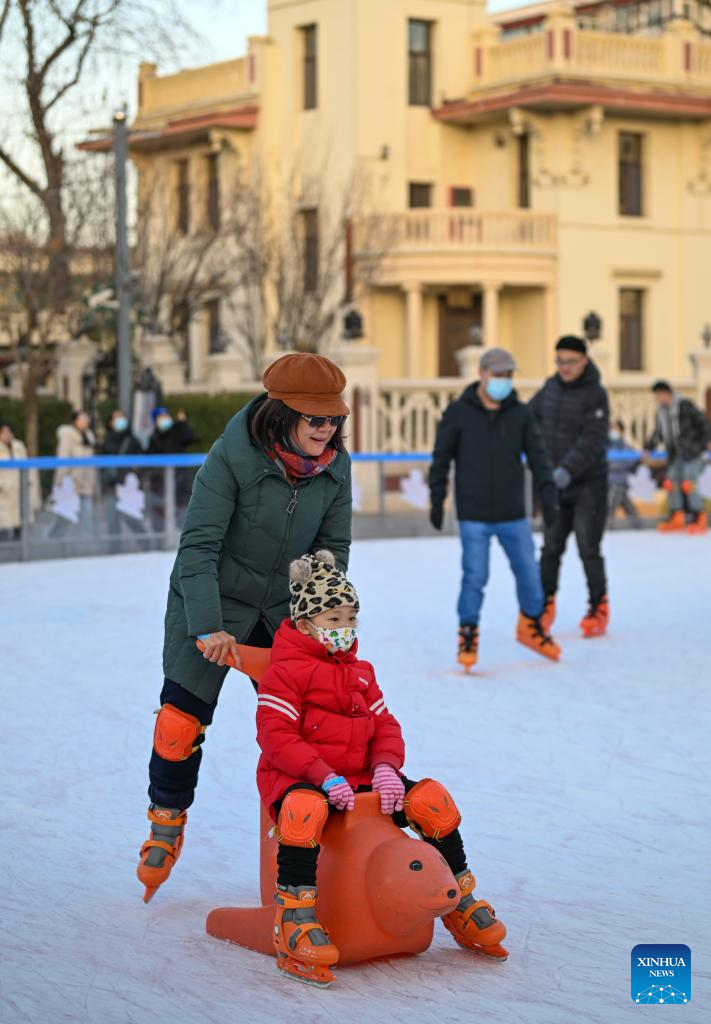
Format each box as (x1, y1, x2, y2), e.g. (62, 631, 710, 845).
(115, 0, 711, 448)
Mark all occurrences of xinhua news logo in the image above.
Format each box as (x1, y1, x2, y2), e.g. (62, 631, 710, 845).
(631, 944, 691, 1004)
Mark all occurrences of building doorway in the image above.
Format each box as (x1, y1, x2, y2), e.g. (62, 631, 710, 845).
(438, 292, 482, 376)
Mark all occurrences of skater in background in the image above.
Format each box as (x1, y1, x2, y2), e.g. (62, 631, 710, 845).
(48, 410, 96, 539)
(645, 380, 711, 535)
(137, 354, 353, 902)
(146, 406, 196, 530)
(607, 420, 641, 528)
(255, 551, 507, 986)
(101, 409, 148, 549)
(429, 347, 561, 668)
(0, 421, 40, 541)
(530, 336, 610, 638)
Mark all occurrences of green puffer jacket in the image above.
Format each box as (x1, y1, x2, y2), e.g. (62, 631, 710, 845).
(162, 396, 352, 702)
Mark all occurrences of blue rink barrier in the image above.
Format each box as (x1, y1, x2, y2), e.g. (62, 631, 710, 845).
(0, 450, 696, 563)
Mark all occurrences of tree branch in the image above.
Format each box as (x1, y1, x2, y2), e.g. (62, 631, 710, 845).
(0, 145, 44, 200)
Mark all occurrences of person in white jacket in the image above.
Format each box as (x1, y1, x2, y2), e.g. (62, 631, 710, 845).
(0, 422, 40, 540)
(49, 410, 96, 538)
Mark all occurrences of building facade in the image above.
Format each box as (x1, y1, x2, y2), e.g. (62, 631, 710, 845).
(101, 0, 711, 446)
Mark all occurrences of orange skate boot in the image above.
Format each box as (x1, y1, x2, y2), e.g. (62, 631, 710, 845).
(540, 595, 556, 636)
(580, 595, 609, 638)
(516, 613, 561, 661)
(442, 869, 508, 960)
(657, 510, 686, 532)
(273, 885, 339, 987)
(687, 512, 708, 535)
(137, 805, 187, 903)
(457, 624, 479, 671)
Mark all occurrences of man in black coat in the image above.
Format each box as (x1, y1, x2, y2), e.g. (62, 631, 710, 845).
(429, 347, 561, 669)
(529, 335, 610, 637)
(645, 380, 710, 534)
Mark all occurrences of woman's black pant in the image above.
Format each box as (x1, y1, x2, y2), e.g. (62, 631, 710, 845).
(147, 619, 272, 809)
(275, 780, 468, 889)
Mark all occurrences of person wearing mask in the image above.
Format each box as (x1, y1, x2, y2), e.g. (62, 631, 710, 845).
(645, 380, 711, 535)
(101, 410, 147, 548)
(429, 347, 561, 669)
(607, 420, 641, 528)
(146, 407, 196, 530)
(0, 421, 40, 541)
(529, 336, 610, 638)
(49, 410, 96, 538)
(137, 354, 353, 903)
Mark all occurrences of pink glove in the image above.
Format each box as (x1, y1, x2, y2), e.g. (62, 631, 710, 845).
(371, 763, 405, 814)
(321, 773, 355, 811)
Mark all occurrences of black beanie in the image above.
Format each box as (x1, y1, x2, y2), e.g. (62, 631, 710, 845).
(556, 335, 588, 355)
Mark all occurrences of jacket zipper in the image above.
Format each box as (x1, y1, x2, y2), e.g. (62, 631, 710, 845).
(260, 484, 298, 615)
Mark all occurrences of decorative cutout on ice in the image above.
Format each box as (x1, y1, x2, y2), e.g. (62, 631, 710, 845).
(351, 469, 363, 512)
(399, 469, 429, 509)
(628, 464, 658, 503)
(49, 477, 80, 522)
(116, 473, 146, 520)
(635, 984, 687, 1004)
(698, 463, 711, 499)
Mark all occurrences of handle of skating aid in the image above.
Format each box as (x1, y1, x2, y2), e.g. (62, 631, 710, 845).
(195, 639, 272, 681)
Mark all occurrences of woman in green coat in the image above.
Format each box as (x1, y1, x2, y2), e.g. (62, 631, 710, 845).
(138, 353, 352, 900)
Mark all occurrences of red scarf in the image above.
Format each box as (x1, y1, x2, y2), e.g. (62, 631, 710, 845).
(270, 442, 337, 480)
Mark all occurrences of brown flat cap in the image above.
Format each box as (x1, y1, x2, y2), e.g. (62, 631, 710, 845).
(263, 353, 350, 416)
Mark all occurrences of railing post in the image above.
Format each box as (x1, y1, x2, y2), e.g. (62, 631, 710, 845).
(20, 469, 31, 561)
(378, 461, 385, 522)
(164, 465, 178, 549)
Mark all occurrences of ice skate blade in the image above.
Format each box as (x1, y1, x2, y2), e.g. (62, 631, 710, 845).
(457, 656, 478, 672)
(143, 885, 159, 904)
(471, 942, 509, 961)
(277, 955, 335, 988)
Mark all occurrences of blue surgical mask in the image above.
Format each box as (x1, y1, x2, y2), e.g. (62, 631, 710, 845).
(485, 377, 513, 402)
(157, 416, 173, 432)
(113, 416, 128, 432)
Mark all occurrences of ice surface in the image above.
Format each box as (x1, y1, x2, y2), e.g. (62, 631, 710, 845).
(1, 532, 709, 1023)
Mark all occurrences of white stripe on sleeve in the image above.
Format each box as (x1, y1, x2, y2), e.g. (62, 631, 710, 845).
(257, 698, 298, 722)
(258, 693, 298, 716)
(369, 698, 385, 713)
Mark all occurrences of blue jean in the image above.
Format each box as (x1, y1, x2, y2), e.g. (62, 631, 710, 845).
(458, 518, 544, 625)
(667, 456, 704, 513)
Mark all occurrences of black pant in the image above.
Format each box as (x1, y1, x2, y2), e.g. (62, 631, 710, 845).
(275, 779, 468, 888)
(147, 618, 273, 809)
(540, 476, 608, 606)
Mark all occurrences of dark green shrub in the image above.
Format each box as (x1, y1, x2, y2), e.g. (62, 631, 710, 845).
(164, 392, 258, 451)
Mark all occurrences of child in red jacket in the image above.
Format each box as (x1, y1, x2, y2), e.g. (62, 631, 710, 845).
(256, 550, 507, 986)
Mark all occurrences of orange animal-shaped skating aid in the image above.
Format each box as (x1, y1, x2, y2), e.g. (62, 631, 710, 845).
(206, 792, 461, 965)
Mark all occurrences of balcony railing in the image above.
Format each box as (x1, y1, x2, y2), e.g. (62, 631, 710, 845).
(358, 209, 557, 255)
(474, 24, 711, 91)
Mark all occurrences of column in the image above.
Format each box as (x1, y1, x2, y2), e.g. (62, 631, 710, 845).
(543, 284, 558, 372)
(482, 282, 502, 348)
(403, 281, 423, 379)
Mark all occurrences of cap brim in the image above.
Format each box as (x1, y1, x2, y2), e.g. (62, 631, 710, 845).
(269, 391, 350, 417)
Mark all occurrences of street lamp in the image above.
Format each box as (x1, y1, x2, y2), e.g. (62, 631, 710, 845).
(701, 323, 711, 349)
(582, 311, 602, 343)
(342, 307, 364, 340)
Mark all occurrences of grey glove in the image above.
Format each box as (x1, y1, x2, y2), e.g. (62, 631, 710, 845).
(552, 466, 572, 490)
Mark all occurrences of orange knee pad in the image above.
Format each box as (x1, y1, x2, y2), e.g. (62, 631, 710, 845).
(681, 479, 695, 495)
(153, 703, 206, 761)
(404, 778, 462, 840)
(662, 478, 675, 493)
(277, 789, 328, 848)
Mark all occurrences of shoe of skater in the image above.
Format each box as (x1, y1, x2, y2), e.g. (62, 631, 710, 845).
(580, 595, 609, 638)
(457, 624, 479, 670)
(516, 613, 561, 661)
(657, 511, 686, 532)
(273, 884, 339, 987)
(137, 804, 187, 902)
(442, 869, 508, 960)
(687, 512, 708, 535)
(540, 595, 556, 635)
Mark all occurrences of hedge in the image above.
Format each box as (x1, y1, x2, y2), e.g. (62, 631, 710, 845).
(0, 397, 74, 456)
(163, 392, 258, 451)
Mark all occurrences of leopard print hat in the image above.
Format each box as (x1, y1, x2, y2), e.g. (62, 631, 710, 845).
(289, 549, 359, 621)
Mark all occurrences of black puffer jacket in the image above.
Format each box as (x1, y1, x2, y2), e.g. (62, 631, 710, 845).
(529, 361, 609, 485)
(429, 383, 556, 523)
(646, 397, 711, 461)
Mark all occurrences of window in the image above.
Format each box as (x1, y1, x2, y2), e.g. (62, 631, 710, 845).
(517, 134, 530, 209)
(302, 25, 318, 110)
(408, 20, 432, 106)
(619, 132, 643, 217)
(450, 187, 473, 207)
(176, 159, 190, 234)
(206, 153, 219, 231)
(409, 182, 432, 208)
(302, 208, 319, 293)
(619, 289, 644, 371)
(206, 298, 223, 354)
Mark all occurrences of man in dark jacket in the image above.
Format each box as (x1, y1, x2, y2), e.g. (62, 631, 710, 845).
(645, 380, 710, 535)
(429, 347, 561, 668)
(529, 335, 609, 638)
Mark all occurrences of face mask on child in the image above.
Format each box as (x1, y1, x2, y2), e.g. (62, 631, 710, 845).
(309, 623, 357, 653)
(485, 377, 513, 402)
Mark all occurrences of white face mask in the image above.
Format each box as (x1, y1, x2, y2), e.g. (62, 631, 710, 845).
(310, 623, 357, 653)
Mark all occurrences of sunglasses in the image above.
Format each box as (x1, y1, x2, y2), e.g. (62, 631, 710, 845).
(300, 414, 346, 428)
